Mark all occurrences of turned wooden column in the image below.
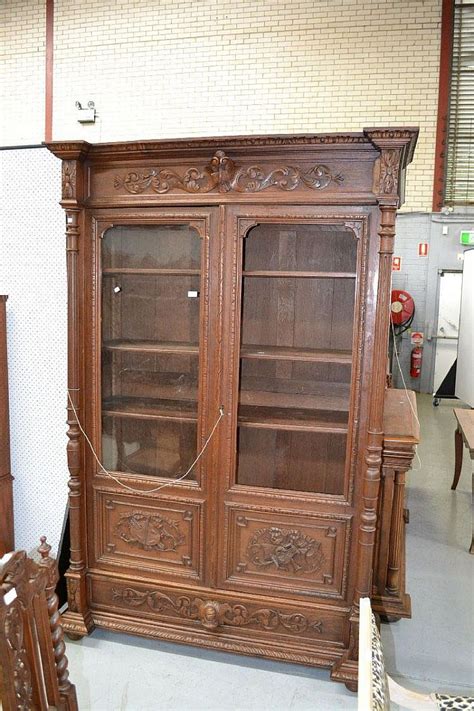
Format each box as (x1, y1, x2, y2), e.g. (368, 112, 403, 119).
(387, 469, 406, 594)
(48, 144, 94, 638)
(0, 295, 14, 556)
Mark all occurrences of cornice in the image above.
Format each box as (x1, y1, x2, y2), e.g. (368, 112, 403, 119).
(44, 140, 91, 160)
(45, 132, 378, 163)
(363, 127, 419, 167)
(44, 129, 419, 171)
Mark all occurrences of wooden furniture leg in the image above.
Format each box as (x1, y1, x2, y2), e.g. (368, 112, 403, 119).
(452, 426, 463, 490)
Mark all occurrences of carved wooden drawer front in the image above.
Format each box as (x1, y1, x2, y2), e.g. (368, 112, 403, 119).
(95, 491, 202, 579)
(223, 507, 350, 599)
(89, 575, 345, 646)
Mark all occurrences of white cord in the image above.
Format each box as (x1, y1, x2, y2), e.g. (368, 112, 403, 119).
(67, 390, 224, 493)
(390, 320, 422, 471)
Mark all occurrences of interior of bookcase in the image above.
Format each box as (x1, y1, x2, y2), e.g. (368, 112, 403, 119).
(236, 223, 357, 495)
(99, 221, 358, 493)
(101, 224, 202, 479)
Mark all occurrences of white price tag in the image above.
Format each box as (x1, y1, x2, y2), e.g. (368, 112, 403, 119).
(4, 587, 17, 605)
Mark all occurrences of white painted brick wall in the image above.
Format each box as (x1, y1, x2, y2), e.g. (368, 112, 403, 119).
(1, 0, 441, 211)
(0, 0, 45, 145)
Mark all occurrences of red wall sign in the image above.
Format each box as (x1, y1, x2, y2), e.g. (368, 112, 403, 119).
(418, 243, 429, 256)
(392, 256, 402, 271)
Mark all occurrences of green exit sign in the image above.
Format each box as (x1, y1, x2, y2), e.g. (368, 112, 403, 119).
(460, 230, 474, 245)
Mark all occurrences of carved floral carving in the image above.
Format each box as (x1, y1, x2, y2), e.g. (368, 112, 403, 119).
(114, 512, 185, 552)
(112, 587, 323, 634)
(379, 149, 400, 194)
(66, 577, 79, 613)
(4, 604, 34, 710)
(114, 151, 343, 195)
(62, 161, 76, 199)
(246, 527, 325, 574)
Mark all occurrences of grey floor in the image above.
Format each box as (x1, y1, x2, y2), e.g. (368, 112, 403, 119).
(66, 394, 474, 710)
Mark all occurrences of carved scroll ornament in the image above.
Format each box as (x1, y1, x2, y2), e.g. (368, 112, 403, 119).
(114, 512, 185, 552)
(114, 150, 344, 195)
(112, 587, 323, 634)
(246, 527, 325, 574)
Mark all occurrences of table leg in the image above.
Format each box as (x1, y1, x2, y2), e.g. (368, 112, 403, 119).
(451, 426, 463, 490)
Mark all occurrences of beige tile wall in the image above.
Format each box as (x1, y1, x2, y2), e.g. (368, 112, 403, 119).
(1, 0, 442, 210)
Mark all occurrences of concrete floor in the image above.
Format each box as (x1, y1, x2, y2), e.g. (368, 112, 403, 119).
(65, 394, 474, 710)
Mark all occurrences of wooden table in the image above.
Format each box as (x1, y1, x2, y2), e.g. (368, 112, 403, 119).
(372, 388, 420, 621)
(452, 408, 474, 554)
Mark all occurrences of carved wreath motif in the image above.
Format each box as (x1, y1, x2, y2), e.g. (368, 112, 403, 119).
(112, 587, 323, 634)
(246, 527, 325, 574)
(114, 150, 343, 195)
(114, 512, 185, 552)
(4, 604, 34, 710)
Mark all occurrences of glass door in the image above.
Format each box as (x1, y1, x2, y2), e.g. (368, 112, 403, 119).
(100, 220, 211, 482)
(236, 222, 358, 495)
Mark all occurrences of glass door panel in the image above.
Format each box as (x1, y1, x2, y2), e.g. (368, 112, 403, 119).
(236, 223, 357, 495)
(101, 224, 203, 480)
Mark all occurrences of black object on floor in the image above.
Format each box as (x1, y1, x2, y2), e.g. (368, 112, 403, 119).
(55, 505, 70, 608)
(433, 358, 458, 406)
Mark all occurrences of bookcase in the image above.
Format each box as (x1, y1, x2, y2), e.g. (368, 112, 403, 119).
(47, 128, 418, 689)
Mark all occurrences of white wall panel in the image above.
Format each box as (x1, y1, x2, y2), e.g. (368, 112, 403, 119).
(456, 249, 474, 407)
(0, 147, 66, 554)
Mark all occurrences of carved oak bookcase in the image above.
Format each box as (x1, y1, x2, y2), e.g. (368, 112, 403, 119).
(47, 128, 418, 689)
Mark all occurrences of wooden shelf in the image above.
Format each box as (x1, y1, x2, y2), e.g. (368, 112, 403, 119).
(241, 345, 352, 364)
(103, 340, 199, 355)
(120, 448, 197, 479)
(240, 383, 350, 412)
(103, 396, 198, 422)
(243, 270, 356, 278)
(103, 268, 200, 276)
(238, 404, 348, 434)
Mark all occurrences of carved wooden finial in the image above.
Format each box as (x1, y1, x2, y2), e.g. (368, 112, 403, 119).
(38, 535, 51, 560)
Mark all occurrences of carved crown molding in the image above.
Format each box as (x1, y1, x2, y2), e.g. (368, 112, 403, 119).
(364, 127, 419, 167)
(104, 134, 369, 154)
(114, 151, 344, 195)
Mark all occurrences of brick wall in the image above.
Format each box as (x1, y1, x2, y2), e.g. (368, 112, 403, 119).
(0, 0, 45, 145)
(1, 1, 441, 209)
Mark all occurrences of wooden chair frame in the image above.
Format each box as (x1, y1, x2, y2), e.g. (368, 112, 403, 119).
(0, 538, 78, 711)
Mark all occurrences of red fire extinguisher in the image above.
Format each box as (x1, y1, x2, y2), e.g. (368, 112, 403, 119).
(410, 346, 423, 378)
